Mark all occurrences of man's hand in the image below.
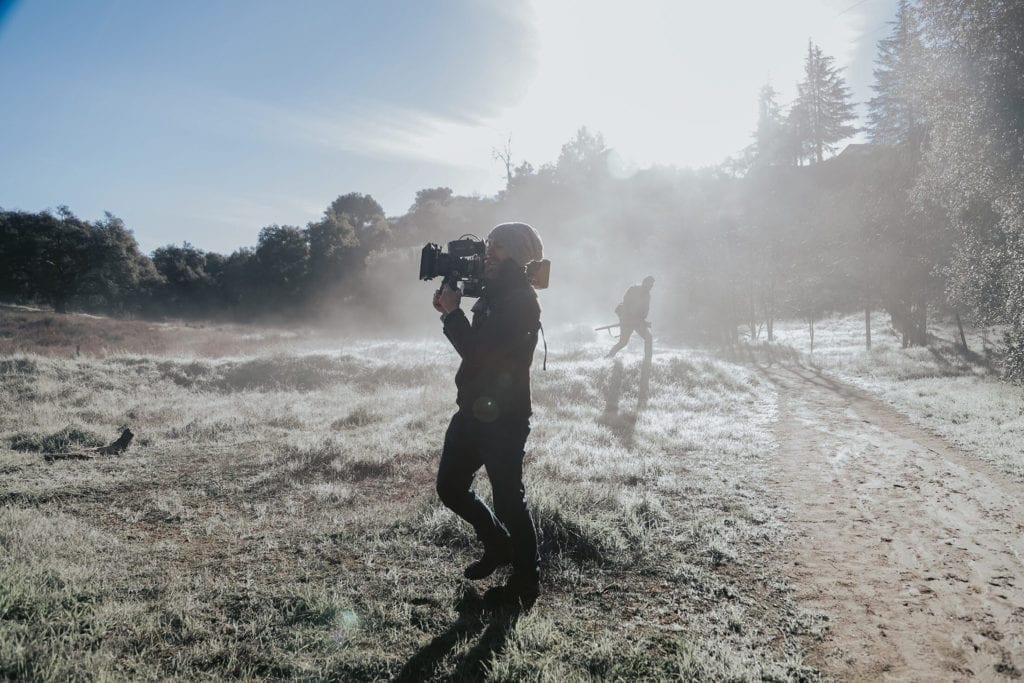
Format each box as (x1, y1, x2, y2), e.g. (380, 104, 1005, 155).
(437, 282, 462, 314)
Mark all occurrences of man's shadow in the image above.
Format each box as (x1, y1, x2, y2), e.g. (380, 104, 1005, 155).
(598, 360, 643, 448)
(393, 586, 522, 682)
(638, 354, 652, 408)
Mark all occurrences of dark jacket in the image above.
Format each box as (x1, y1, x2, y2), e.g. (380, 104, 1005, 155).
(442, 260, 540, 421)
(616, 284, 650, 324)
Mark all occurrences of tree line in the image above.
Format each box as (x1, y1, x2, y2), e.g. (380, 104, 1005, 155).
(0, 193, 390, 321)
(2, 0, 1023, 381)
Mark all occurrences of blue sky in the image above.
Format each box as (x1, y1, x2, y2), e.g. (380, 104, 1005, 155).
(0, 0, 896, 254)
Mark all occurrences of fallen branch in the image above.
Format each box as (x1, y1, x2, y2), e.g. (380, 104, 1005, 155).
(43, 428, 134, 462)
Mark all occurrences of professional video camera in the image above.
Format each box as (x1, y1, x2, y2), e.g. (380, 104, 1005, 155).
(420, 235, 551, 298)
(420, 236, 486, 297)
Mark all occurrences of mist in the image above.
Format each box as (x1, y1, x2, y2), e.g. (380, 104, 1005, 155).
(8, 0, 1018, 372)
(7, 2, 1024, 679)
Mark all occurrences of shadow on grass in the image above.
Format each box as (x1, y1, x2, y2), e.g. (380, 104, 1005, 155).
(393, 586, 521, 682)
(721, 341, 803, 368)
(928, 340, 1002, 376)
(597, 361, 638, 449)
(638, 356, 651, 408)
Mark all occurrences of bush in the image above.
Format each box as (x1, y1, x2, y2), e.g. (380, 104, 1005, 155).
(1003, 323, 1024, 385)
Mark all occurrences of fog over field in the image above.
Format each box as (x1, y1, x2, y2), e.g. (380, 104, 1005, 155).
(4, 0, 1024, 680)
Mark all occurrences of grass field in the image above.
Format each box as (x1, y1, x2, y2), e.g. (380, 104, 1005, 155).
(0, 309, 823, 681)
(771, 312, 1024, 479)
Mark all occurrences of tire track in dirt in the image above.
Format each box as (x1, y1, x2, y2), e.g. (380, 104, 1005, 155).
(759, 363, 1024, 681)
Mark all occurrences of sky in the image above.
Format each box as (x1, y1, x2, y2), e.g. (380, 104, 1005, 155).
(0, 0, 898, 254)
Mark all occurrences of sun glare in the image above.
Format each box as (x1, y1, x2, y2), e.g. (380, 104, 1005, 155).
(494, 1, 863, 171)
(240, 1, 869, 204)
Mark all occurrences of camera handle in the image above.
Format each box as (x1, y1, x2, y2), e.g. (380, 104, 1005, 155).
(441, 275, 460, 293)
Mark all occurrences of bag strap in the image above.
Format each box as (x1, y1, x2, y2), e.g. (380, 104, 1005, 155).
(539, 322, 547, 371)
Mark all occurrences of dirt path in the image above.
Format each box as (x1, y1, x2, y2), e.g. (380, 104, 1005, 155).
(759, 363, 1024, 681)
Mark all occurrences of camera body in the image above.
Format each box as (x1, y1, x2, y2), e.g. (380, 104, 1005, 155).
(420, 236, 552, 298)
(420, 237, 486, 297)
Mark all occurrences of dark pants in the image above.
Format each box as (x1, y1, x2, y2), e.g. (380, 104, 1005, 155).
(435, 411, 539, 581)
(607, 321, 653, 360)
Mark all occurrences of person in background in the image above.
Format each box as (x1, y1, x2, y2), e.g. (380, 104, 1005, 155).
(432, 222, 544, 608)
(606, 275, 654, 361)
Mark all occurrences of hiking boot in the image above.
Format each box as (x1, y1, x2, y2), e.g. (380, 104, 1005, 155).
(463, 543, 512, 580)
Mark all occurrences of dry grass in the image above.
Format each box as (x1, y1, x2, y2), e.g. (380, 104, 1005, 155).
(0, 312, 822, 680)
(770, 312, 1024, 478)
(0, 304, 338, 359)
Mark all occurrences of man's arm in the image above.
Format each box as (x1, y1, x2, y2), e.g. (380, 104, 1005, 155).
(436, 283, 471, 358)
(441, 308, 471, 358)
(443, 293, 538, 365)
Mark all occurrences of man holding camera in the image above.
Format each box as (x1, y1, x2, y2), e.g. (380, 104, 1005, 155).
(606, 275, 655, 360)
(432, 222, 544, 607)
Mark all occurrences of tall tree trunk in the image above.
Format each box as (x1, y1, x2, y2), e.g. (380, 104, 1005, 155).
(955, 312, 969, 352)
(865, 306, 872, 350)
(891, 301, 910, 348)
(767, 317, 774, 342)
(912, 299, 928, 346)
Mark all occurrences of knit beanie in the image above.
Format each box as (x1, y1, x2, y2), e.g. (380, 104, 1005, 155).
(488, 222, 544, 266)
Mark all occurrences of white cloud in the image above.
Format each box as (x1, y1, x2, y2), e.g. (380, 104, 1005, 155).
(208, 1, 882, 208)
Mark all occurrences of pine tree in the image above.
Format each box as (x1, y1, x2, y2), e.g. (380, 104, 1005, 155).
(867, 0, 927, 147)
(791, 40, 858, 164)
(751, 83, 790, 168)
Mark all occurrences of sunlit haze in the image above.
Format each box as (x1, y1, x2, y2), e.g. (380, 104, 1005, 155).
(0, 0, 893, 253)
(464, 1, 872, 174)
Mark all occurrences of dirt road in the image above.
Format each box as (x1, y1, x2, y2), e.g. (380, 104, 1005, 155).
(759, 364, 1024, 681)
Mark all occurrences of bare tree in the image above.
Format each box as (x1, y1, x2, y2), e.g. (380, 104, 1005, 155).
(492, 134, 515, 191)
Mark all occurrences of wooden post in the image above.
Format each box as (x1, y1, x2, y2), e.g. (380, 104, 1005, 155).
(865, 307, 872, 350)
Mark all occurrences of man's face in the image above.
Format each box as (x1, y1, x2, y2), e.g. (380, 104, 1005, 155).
(484, 238, 510, 279)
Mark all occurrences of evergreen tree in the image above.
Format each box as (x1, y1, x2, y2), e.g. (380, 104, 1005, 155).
(792, 41, 858, 164)
(867, 0, 927, 147)
(751, 83, 790, 168)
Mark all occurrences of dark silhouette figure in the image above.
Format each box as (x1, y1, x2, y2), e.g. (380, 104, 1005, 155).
(597, 360, 638, 449)
(607, 276, 654, 362)
(432, 222, 544, 607)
